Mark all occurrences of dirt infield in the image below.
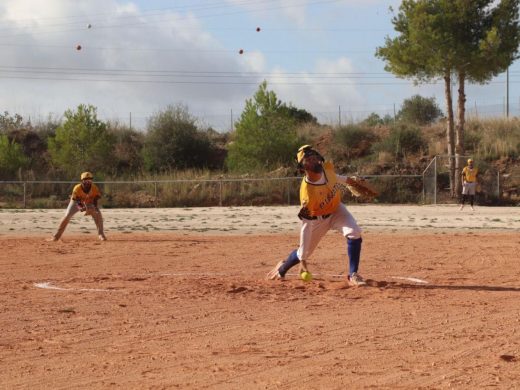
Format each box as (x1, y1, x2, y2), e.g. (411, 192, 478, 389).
(1, 206, 519, 389)
(1, 204, 519, 236)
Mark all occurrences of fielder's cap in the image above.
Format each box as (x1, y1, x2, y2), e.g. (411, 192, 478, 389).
(80, 171, 93, 180)
(467, 158, 473, 164)
(297, 145, 315, 163)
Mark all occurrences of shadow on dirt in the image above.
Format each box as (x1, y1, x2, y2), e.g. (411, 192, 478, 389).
(372, 280, 520, 292)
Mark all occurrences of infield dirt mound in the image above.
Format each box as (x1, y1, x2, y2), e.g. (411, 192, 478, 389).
(1, 232, 520, 389)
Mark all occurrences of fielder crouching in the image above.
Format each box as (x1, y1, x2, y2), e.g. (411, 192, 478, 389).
(49, 171, 107, 241)
(267, 145, 366, 286)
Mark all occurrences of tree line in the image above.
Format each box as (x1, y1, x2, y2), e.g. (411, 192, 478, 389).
(0, 81, 323, 181)
(0, 80, 447, 183)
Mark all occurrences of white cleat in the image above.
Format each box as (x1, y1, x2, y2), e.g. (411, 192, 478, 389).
(267, 260, 285, 280)
(349, 272, 367, 286)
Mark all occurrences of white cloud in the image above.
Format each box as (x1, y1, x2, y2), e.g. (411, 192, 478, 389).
(271, 57, 363, 122)
(2, 0, 66, 21)
(0, 0, 369, 130)
(278, 0, 307, 26)
(0, 0, 261, 129)
(240, 50, 267, 73)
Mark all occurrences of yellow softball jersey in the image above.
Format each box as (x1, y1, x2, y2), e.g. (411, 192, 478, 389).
(462, 166, 478, 183)
(71, 183, 101, 204)
(300, 162, 343, 216)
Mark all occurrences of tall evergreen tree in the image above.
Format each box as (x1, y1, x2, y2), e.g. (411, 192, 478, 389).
(48, 104, 114, 178)
(227, 81, 300, 172)
(377, 0, 520, 196)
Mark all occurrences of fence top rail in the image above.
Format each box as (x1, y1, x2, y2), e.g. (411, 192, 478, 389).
(362, 175, 422, 178)
(0, 174, 424, 185)
(433, 154, 473, 158)
(0, 178, 300, 184)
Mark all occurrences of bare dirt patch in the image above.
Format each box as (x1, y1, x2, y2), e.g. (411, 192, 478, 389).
(1, 206, 519, 388)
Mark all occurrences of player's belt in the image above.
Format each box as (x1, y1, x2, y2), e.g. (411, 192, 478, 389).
(303, 213, 331, 221)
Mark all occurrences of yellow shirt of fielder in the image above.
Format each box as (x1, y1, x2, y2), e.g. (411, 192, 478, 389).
(300, 162, 343, 216)
(462, 166, 478, 183)
(71, 183, 101, 205)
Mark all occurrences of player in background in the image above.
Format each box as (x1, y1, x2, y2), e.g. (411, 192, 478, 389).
(267, 145, 366, 286)
(49, 171, 107, 241)
(459, 158, 478, 211)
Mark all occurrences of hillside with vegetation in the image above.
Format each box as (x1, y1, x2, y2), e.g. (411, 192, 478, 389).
(0, 84, 519, 207)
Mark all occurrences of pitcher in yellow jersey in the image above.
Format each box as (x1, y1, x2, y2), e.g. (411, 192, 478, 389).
(267, 145, 366, 286)
(459, 158, 478, 211)
(49, 171, 107, 241)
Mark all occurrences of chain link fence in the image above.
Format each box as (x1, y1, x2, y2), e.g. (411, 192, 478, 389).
(422, 155, 520, 205)
(0, 175, 428, 209)
(0, 178, 300, 209)
(1, 166, 517, 208)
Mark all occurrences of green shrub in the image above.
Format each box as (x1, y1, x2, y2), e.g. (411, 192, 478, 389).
(397, 95, 443, 125)
(142, 104, 215, 172)
(372, 124, 426, 159)
(331, 125, 378, 160)
(0, 111, 25, 133)
(0, 135, 29, 179)
(362, 112, 394, 126)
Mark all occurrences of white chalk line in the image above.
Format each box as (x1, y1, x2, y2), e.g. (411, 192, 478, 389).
(287, 273, 429, 284)
(34, 273, 429, 293)
(285, 272, 345, 278)
(34, 282, 111, 292)
(390, 276, 429, 284)
(160, 272, 229, 277)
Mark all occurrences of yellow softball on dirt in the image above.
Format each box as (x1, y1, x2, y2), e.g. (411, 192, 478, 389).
(300, 271, 313, 282)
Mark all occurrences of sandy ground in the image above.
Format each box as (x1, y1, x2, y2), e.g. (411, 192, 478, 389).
(1, 204, 519, 236)
(1, 205, 519, 389)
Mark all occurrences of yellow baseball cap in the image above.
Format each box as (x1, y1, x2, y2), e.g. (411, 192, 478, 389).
(467, 158, 473, 164)
(80, 171, 93, 180)
(296, 145, 313, 163)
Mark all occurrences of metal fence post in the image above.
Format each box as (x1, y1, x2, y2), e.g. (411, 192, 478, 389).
(497, 172, 500, 198)
(422, 173, 425, 204)
(287, 178, 290, 205)
(219, 180, 223, 207)
(434, 156, 437, 205)
(23, 182, 27, 208)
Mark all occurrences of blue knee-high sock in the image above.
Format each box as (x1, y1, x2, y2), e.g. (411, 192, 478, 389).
(347, 237, 362, 275)
(278, 250, 300, 277)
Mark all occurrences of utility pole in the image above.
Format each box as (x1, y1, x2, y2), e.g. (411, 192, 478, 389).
(230, 109, 233, 132)
(506, 67, 510, 118)
(338, 105, 341, 127)
(129, 112, 132, 131)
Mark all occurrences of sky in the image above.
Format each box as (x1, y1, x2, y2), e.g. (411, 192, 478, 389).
(0, 0, 518, 132)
